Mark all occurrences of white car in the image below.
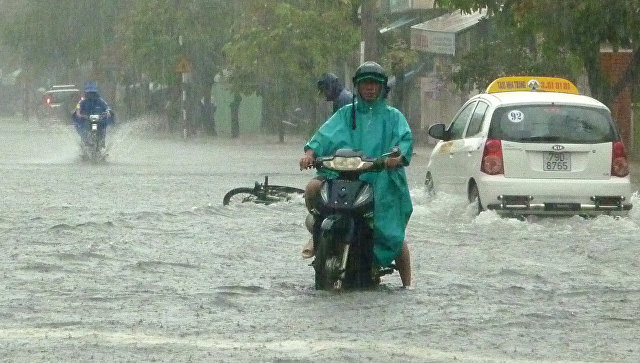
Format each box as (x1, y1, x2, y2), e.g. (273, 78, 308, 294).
(426, 76, 632, 216)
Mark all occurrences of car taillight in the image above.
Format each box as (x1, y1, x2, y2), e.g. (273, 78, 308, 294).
(46, 97, 51, 105)
(611, 141, 629, 177)
(481, 139, 504, 175)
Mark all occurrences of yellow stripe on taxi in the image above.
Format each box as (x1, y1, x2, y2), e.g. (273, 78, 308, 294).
(485, 76, 579, 95)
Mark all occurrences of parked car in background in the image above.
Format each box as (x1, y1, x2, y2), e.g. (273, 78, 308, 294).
(37, 85, 81, 123)
(426, 76, 632, 217)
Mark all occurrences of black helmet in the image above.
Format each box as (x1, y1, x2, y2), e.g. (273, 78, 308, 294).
(317, 73, 339, 91)
(352, 61, 388, 85)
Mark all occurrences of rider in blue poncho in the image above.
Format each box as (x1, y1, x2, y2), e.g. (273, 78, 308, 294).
(72, 81, 114, 148)
(300, 61, 414, 288)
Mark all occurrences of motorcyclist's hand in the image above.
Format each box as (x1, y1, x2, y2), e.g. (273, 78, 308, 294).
(299, 155, 314, 170)
(299, 150, 315, 170)
(384, 156, 403, 169)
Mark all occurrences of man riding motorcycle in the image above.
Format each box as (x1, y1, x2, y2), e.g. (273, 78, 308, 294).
(316, 72, 353, 114)
(300, 61, 414, 288)
(72, 81, 114, 149)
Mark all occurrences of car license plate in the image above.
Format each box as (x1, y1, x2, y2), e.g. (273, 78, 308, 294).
(543, 152, 571, 171)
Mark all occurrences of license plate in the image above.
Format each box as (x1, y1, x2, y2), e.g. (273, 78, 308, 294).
(543, 152, 571, 171)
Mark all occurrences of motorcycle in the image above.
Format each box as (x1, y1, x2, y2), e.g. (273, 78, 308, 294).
(308, 147, 399, 291)
(79, 112, 109, 162)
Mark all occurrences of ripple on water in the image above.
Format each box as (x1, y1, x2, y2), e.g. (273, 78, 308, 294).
(54, 252, 113, 262)
(18, 262, 65, 273)
(131, 260, 200, 271)
(214, 285, 266, 295)
(50, 221, 115, 231)
(49, 223, 74, 231)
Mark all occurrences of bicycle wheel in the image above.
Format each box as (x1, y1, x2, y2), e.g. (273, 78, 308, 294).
(223, 188, 260, 205)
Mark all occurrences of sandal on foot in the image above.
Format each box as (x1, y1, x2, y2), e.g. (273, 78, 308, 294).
(301, 239, 315, 259)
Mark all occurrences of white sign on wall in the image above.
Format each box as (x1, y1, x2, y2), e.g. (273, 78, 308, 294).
(411, 30, 456, 55)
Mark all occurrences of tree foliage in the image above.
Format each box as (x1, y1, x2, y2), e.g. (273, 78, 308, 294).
(435, 0, 640, 102)
(221, 0, 361, 133)
(222, 0, 360, 97)
(1, 0, 124, 82)
(119, 0, 234, 87)
(0, 0, 364, 132)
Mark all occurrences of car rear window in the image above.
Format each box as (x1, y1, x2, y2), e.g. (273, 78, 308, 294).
(45, 91, 79, 104)
(488, 105, 616, 143)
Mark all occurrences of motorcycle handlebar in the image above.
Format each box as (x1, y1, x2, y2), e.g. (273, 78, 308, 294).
(312, 147, 401, 171)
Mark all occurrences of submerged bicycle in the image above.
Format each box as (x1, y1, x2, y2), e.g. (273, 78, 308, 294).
(222, 176, 305, 206)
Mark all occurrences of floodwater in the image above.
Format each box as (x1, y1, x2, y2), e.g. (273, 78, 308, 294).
(1, 117, 639, 362)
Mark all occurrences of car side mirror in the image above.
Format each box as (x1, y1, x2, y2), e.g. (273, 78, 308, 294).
(428, 123, 448, 141)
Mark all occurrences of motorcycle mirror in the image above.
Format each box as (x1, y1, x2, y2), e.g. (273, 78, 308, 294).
(381, 146, 401, 158)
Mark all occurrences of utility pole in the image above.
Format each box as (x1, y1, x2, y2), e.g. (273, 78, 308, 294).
(177, 35, 193, 139)
(361, 0, 378, 61)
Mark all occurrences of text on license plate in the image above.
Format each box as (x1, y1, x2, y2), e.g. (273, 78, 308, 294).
(543, 152, 571, 171)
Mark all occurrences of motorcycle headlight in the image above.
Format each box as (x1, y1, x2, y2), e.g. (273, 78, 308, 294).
(353, 184, 372, 207)
(324, 157, 373, 171)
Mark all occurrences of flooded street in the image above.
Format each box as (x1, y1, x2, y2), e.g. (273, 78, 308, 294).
(2, 117, 640, 362)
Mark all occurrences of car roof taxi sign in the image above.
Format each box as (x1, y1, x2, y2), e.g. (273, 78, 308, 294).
(486, 76, 579, 95)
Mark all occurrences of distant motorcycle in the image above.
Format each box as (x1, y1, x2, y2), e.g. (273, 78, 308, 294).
(308, 147, 399, 291)
(79, 112, 110, 162)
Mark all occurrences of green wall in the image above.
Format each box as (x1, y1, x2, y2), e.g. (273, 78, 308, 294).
(212, 83, 262, 136)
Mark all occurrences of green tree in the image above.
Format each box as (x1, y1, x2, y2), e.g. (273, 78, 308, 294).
(119, 0, 235, 133)
(1, 0, 124, 83)
(435, 0, 640, 103)
(223, 0, 360, 136)
(0, 0, 125, 119)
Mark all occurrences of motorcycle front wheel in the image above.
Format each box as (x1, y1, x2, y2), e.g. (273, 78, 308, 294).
(314, 235, 344, 291)
(88, 131, 101, 161)
(343, 223, 376, 289)
(314, 235, 330, 290)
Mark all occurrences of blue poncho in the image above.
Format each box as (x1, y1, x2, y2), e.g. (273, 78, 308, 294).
(305, 96, 413, 266)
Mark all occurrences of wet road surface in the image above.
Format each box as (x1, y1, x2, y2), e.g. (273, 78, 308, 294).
(1, 118, 640, 362)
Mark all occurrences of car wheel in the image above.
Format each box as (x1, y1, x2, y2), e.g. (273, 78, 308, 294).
(425, 172, 435, 196)
(468, 183, 482, 215)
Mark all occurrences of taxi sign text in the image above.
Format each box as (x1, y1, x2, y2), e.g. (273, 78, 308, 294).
(486, 76, 579, 95)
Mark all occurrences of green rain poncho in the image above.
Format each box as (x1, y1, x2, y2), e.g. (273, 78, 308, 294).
(305, 95, 413, 267)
